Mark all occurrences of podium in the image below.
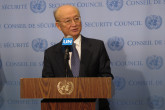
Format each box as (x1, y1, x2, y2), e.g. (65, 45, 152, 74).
(20, 77, 111, 110)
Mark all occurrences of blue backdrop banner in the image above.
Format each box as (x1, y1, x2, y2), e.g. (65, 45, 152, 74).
(0, 0, 165, 110)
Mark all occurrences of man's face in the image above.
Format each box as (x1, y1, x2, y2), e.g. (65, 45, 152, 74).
(55, 6, 82, 40)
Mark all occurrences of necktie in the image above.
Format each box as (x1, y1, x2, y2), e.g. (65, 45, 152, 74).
(71, 43, 80, 77)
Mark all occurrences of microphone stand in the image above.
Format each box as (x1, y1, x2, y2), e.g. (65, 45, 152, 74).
(64, 46, 70, 77)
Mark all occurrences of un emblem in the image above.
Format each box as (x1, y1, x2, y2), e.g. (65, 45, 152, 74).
(32, 38, 48, 52)
(146, 55, 163, 70)
(148, 95, 164, 109)
(107, 37, 124, 51)
(0, 59, 2, 69)
(113, 76, 126, 91)
(30, 0, 46, 13)
(145, 15, 162, 30)
(57, 80, 74, 95)
(106, 0, 123, 11)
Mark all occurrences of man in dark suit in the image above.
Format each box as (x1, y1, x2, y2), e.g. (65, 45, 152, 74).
(42, 5, 113, 110)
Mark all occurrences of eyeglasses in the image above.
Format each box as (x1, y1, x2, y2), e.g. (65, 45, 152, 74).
(57, 17, 81, 25)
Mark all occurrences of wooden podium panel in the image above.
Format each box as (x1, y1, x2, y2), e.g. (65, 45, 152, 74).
(41, 99, 96, 110)
(20, 77, 112, 99)
(20, 77, 112, 110)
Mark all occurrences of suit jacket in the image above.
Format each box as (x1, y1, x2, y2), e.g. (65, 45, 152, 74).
(42, 36, 113, 78)
(42, 35, 113, 110)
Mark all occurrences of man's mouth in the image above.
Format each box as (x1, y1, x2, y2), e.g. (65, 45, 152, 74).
(71, 28, 78, 32)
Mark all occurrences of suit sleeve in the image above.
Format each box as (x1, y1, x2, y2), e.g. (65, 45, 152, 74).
(99, 41, 114, 79)
(42, 50, 54, 77)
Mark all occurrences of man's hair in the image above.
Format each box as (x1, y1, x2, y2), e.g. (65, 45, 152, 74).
(53, 8, 59, 22)
(53, 5, 80, 22)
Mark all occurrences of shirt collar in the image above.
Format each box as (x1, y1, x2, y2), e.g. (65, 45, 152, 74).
(74, 35, 81, 46)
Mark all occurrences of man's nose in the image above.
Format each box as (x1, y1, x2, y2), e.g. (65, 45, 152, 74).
(70, 19, 76, 26)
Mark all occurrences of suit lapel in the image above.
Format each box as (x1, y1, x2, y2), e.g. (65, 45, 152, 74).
(79, 36, 91, 76)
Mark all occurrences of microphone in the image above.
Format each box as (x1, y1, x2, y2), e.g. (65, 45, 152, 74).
(62, 35, 73, 77)
(62, 36, 73, 60)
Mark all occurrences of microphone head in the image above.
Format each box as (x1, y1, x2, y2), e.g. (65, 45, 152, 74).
(62, 35, 73, 52)
(66, 35, 73, 38)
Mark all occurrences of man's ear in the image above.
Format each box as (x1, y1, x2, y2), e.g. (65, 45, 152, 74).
(55, 22, 62, 31)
